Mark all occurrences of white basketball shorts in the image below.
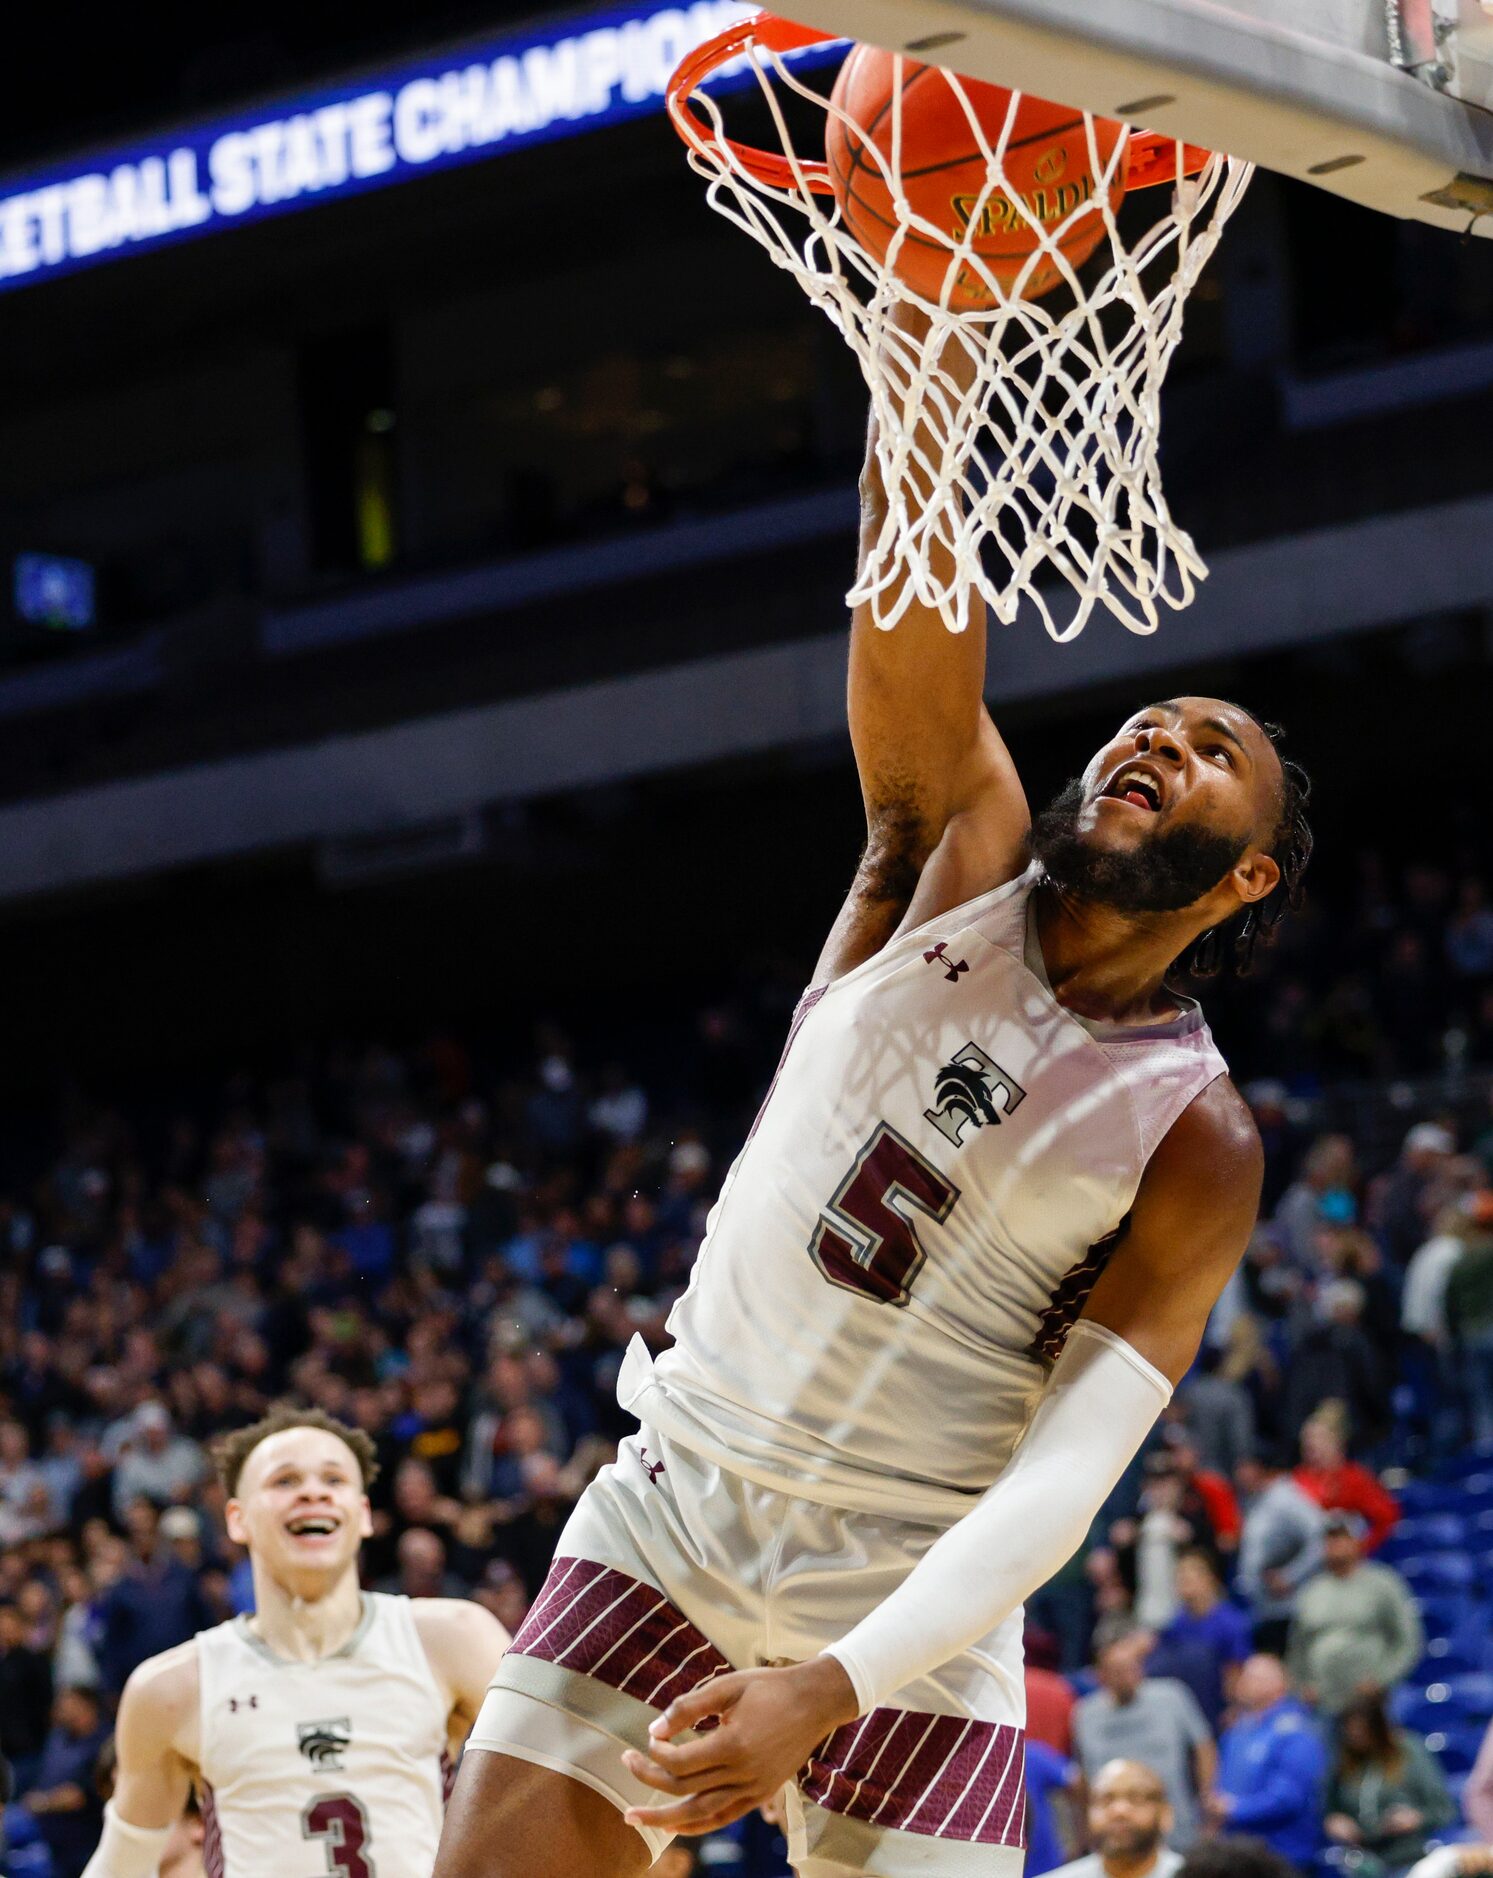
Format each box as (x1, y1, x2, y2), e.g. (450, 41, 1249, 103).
(467, 1424, 1029, 1875)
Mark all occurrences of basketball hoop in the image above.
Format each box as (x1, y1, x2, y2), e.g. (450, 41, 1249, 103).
(667, 14, 1254, 638)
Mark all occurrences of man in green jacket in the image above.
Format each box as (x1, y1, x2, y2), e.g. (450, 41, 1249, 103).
(1285, 1513, 1423, 1715)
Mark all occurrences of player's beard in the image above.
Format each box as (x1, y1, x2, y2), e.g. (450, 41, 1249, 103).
(1028, 776, 1248, 914)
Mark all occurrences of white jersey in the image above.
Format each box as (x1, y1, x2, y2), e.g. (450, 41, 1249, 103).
(625, 863, 1227, 1523)
(195, 1594, 449, 1878)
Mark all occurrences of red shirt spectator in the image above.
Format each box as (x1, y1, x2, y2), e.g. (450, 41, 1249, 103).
(1024, 1665, 1076, 1756)
(1163, 1429, 1242, 1551)
(1293, 1413, 1399, 1552)
(1024, 1631, 1077, 1755)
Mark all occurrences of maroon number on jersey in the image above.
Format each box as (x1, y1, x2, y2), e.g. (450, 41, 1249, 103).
(303, 1794, 375, 1878)
(809, 1121, 960, 1306)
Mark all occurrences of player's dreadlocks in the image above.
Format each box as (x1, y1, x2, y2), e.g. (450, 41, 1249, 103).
(1182, 714, 1313, 979)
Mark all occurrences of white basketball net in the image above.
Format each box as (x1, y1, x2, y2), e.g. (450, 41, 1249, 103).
(669, 14, 1254, 639)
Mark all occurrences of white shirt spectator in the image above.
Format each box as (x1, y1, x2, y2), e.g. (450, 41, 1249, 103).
(1403, 1231, 1465, 1345)
(110, 1405, 208, 1521)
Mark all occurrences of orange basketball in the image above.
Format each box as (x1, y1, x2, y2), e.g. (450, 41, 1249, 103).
(825, 48, 1130, 306)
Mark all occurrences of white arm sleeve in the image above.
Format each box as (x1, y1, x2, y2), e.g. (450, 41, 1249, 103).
(824, 1320, 1171, 1715)
(79, 1802, 174, 1878)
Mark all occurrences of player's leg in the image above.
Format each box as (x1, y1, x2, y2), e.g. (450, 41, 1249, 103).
(769, 1493, 1030, 1878)
(434, 1750, 651, 1878)
(445, 1426, 762, 1873)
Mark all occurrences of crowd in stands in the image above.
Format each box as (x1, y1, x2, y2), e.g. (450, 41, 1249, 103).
(0, 852, 1490, 1878)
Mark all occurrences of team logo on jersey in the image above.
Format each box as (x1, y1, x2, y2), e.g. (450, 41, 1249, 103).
(922, 941, 969, 983)
(297, 1717, 353, 1771)
(923, 1041, 1027, 1146)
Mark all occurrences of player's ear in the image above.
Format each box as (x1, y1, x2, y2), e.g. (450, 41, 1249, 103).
(224, 1497, 248, 1546)
(1231, 848, 1279, 906)
(358, 1495, 374, 1540)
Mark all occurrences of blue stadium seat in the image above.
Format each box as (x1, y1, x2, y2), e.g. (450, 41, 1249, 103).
(1420, 1635, 1484, 1677)
(1424, 1725, 1488, 1775)
(1417, 1593, 1479, 1639)
(1446, 1445, 1493, 1480)
(1398, 1554, 1480, 1594)
(1441, 1672, 1493, 1720)
(1393, 1676, 1493, 1733)
(1406, 1485, 1487, 1518)
(1382, 1514, 1470, 1557)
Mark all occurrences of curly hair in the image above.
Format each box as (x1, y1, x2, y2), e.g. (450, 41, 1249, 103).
(1181, 712, 1313, 980)
(211, 1403, 379, 1498)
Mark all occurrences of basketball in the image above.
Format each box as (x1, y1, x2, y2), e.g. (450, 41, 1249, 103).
(825, 49, 1130, 305)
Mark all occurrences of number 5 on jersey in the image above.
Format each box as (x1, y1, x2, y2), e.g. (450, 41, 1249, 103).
(809, 1122, 960, 1307)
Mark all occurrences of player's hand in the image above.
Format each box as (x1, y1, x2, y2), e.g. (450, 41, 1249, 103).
(620, 1656, 860, 1836)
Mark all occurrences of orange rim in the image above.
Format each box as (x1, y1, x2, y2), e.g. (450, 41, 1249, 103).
(666, 10, 1213, 195)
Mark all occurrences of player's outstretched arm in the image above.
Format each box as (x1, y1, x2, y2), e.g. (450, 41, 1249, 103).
(620, 1082, 1262, 1837)
(412, 1598, 511, 1747)
(816, 305, 1029, 984)
(82, 1646, 197, 1877)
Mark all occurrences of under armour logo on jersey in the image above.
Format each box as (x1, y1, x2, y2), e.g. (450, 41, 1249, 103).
(922, 942, 969, 983)
(228, 1695, 258, 1713)
(297, 1717, 353, 1771)
(638, 1447, 666, 1485)
(923, 1041, 1027, 1147)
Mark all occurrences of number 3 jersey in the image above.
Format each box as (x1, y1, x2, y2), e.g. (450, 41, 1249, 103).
(624, 862, 1228, 1525)
(194, 1593, 449, 1877)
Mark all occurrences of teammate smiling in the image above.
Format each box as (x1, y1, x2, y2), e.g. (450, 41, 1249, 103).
(84, 1405, 508, 1878)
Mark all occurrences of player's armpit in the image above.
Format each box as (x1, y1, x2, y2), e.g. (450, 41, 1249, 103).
(1079, 1076, 1264, 1386)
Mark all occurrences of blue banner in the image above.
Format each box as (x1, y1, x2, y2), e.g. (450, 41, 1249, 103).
(0, 2, 832, 294)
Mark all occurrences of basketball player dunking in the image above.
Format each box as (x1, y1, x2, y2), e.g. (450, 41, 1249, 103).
(83, 1407, 509, 1878)
(436, 316, 1313, 1878)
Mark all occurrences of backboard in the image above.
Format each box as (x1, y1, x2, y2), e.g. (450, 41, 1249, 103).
(772, 0, 1493, 232)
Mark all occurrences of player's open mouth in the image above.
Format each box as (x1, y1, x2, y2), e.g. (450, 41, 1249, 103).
(285, 1516, 340, 1537)
(1102, 765, 1165, 812)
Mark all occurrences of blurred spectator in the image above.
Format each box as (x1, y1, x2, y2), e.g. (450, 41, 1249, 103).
(1375, 1125, 1458, 1268)
(1325, 1690, 1456, 1874)
(1049, 1759, 1181, 1878)
(94, 1503, 214, 1692)
(1176, 1351, 1256, 1483)
(17, 1685, 108, 1878)
(1292, 1410, 1400, 1553)
(1072, 1619, 1215, 1851)
(1403, 1203, 1480, 1354)
(1445, 1198, 1493, 1442)
(1206, 1655, 1327, 1868)
(1283, 1276, 1392, 1454)
(1119, 1458, 1197, 1631)
(1274, 1135, 1357, 1271)
(1234, 1454, 1326, 1653)
(1285, 1512, 1422, 1715)
(1175, 1839, 1297, 1878)
(1026, 1631, 1078, 1756)
(1447, 879, 1493, 982)
(1160, 1431, 1242, 1557)
(0, 1600, 54, 1781)
(109, 1404, 208, 1522)
(376, 1528, 467, 1601)
(1147, 1550, 1252, 1731)
(1026, 1737, 1080, 1878)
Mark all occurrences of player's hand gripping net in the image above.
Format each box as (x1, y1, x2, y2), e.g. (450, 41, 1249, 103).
(669, 14, 1254, 640)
